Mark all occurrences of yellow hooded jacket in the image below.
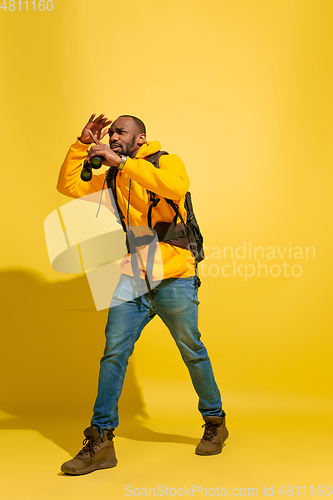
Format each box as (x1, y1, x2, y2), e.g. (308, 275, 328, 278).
(57, 138, 195, 280)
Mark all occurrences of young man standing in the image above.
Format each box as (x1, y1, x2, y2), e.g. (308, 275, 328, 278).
(57, 113, 228, 475)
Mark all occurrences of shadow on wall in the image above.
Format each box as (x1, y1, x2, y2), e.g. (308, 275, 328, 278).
(0, 268, 197, 456)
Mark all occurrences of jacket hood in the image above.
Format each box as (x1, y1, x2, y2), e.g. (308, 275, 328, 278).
(135, 141, 161, 159)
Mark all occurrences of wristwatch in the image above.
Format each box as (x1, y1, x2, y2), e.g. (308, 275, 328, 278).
(118, 155, 127, 170)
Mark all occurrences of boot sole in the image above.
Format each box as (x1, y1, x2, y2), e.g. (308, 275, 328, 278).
(61, 455, 118, 475)
(195, 427, 229, 456)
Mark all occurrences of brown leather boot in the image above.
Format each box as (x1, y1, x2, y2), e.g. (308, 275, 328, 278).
(61, 426, 117, 475)
(195, 412, 229, 456)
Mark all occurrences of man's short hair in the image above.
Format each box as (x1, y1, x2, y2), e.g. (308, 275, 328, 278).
(118, 115, 146, 135)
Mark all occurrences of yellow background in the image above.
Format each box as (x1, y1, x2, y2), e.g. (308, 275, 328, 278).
(0, 0, 332, 498)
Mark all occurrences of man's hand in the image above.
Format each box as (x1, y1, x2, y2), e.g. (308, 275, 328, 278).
(79, 113, 112, 145)
(87, 131, 121, 167)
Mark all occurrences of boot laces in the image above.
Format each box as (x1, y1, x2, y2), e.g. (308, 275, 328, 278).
(201, 422, 220, 442)
(76, 437, 100, 458)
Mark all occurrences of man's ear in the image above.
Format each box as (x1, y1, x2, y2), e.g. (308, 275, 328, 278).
(138, 133, 146, 145)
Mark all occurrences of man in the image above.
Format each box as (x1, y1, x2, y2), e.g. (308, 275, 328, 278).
(57, 113, 228, 475)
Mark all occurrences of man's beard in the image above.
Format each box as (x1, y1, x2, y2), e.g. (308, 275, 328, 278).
(111, 134, 136, 157)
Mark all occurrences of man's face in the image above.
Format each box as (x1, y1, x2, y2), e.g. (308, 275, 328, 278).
(109, 117, 145, 158)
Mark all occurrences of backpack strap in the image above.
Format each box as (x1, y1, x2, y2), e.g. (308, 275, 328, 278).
(106, 166, 127, 232)
(165, 198, 186, 227)
(147, 151, 169, 168)
(147, 196, 161, 229)
(146, 151, 169, 228)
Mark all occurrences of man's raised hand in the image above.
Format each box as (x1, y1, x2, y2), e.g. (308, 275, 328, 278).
(79, 113, 112, 145)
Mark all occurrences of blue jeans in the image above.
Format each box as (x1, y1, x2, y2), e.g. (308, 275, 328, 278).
(90, 274, 222, 435)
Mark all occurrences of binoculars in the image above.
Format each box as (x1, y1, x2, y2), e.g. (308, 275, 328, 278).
(80, 156, 104, 182)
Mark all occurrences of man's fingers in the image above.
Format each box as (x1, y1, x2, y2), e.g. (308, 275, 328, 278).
(98, 117, 111, 129)
(87, 114, 111, 129)
(87, 145, 109, 161)
(94, 113, 107, 124)
(87, 145, 102, 156)
(89, 130, 103, 144)
(83, 114, 111, 143)
(100, 127, 110, 140)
